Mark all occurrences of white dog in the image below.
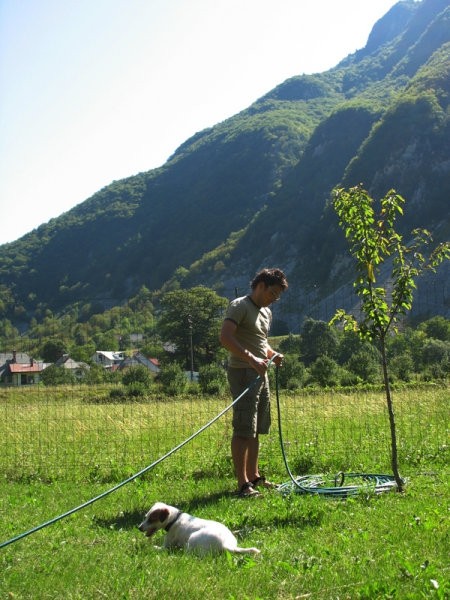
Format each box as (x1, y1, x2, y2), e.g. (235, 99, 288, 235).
(138, 502, 260, 556)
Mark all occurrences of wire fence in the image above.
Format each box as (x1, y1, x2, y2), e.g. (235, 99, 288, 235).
(272, 265, 450, 333)
(0, 383, 447, 484)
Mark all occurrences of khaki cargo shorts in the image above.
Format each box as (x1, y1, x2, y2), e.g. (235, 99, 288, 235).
(227, 368, 271, 438)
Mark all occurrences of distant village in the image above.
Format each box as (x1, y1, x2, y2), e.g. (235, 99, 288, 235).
(0, 350, 160, 386)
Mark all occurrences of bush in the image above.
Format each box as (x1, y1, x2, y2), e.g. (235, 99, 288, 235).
(275, 355, 306, 389)
(126, 382, 148, 397)
(284, 377, 303, 391)
(336, 330, 371, 364)
(109, 387, 127, 400)
(278, 333, 301, 356)
(346, 349, 381, 383)
(422, 358, 450, 380)
(338, 368, 362, 387)
(198, 364, 227, 395)
(421, 339, 450, 366)
(390, 352, 414, 382)
(84, 364, 108, 384)
(40, 364, 76, 386)
(300, 318, 339, 366)
(158, 363, 187, 396)
(309, 356, 340, 387)
(419, 316, 450, 342)
(122, 365, 154, 387)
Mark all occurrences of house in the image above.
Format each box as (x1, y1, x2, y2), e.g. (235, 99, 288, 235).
(0, 351, 48, 386)
(91, 351, 125, 370)
(119, 351, 160, 375)
(54, 354, 90, 379)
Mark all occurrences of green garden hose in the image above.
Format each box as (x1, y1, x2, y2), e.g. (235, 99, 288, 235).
(274, 366, 401, 498)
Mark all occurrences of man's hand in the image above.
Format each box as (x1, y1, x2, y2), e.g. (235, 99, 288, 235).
(272, 353, 284, 367)
(246, 354, 269, 377)
(267, 349, 283, 368)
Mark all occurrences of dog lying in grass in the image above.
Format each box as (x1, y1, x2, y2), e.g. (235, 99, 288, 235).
(138, 501, 260, 556)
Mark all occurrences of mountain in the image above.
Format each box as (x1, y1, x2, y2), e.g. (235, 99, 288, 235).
(0, 0, 449, 332)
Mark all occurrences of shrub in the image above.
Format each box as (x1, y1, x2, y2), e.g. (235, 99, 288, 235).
(421, 339, 450, 366)
(419, 316, 450, 341)
(109, 387, 126, 400)
(122, 365, 154, 387)
(422, 357, 450, 380)
(198, 364, 227, 395)
(84, 364, 108, 384)
(278, 333, 301, 356)
(300, 318, 339, 366)
(390, 352, 414, 382)
(186, 380, 201, 395)
(309, 356, 340, 387)
(40, 364, 76, 386)
(275, 355, 306, 389)
(336, 330, 371, 364)
(346, 349, 381, 383)
(126, 382, 148, 397)
(284, 377, 303, 391)
(158, 363, 187, 396)
(338, 368, 362, 387)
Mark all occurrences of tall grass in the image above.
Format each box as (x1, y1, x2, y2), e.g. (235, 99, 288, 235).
(0, 384, 448, 598)
(0, 384, 447, 482)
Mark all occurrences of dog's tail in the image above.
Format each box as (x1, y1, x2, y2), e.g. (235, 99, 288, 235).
(230, 546, 261, 556)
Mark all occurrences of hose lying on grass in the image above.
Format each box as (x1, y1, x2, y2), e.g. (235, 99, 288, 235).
(273, 366, 403, 498)
(277, 472, 400, 498)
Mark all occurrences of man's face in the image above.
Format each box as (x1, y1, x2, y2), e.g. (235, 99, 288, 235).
(257, 283, 284, 306)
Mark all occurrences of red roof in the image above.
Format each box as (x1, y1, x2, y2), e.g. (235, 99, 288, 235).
(9, 363, 41, 373)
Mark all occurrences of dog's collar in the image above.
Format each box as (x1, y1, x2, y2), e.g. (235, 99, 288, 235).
(164, 510, 182, 532)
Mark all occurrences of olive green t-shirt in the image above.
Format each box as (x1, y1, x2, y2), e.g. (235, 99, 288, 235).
(224, 295, 272, 368)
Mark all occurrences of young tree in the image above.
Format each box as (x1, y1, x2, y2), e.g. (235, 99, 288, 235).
(330, 184, 449, 491)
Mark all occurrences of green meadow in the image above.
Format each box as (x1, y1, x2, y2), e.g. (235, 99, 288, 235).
(0, 384, 448, 599)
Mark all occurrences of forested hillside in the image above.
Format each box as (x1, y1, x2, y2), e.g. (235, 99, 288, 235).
(0, 0, 449, 333)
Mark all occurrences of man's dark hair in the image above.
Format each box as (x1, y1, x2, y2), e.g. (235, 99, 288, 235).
(251, 268, 288, 290)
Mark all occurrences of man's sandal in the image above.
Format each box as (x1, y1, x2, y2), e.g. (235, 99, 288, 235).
(252, 476, 278, 489)
(238, 481, 261, 498)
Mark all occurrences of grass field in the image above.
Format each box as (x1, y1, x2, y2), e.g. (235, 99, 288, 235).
(0, 384, 448, 598)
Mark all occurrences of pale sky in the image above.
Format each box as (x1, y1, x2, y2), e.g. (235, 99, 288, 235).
(0, 0, 400, 245)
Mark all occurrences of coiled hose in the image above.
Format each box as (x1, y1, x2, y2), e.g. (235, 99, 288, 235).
(274, 366, 401, 498)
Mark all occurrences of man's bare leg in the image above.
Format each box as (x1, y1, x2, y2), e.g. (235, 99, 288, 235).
(246, 436, 260, 483)
(231, 435, 260, 488)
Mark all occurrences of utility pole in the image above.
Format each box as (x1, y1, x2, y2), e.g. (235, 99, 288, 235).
(187, 314, 194, 381)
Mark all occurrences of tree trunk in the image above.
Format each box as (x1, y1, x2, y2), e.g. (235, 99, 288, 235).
(380, 339, 404, 491)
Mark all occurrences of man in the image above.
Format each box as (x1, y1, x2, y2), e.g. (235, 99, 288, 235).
(220, 268, 288, 497)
